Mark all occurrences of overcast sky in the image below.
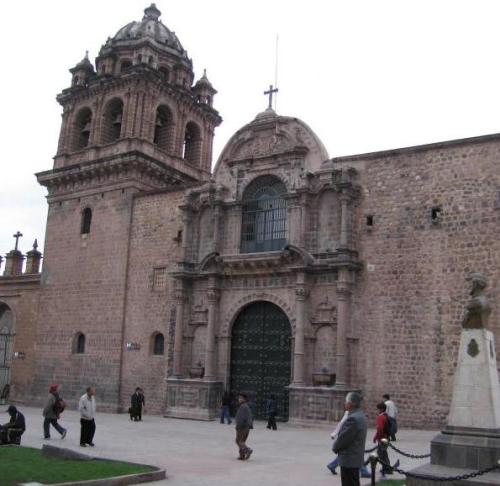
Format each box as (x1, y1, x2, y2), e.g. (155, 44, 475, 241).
(1, 0, 500, 263)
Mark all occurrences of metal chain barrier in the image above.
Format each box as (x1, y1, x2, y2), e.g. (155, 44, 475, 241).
(366, 440, 500, 484)
(388, 441, 431, 459)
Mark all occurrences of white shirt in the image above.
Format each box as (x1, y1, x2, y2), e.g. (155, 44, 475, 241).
(79, 393, 96, 420)
(331, 410, 349, 439)
(385, 399, 397, 418)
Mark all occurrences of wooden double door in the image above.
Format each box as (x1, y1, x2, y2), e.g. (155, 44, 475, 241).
(229, 301, 291, 421)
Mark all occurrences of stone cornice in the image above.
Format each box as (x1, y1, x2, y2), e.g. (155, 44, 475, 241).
(37, 150, 197, 199)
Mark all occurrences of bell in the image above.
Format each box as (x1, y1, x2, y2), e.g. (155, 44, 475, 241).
(113, 112, 123, 125)
(81, 121, 91, 134)
(155, 116, 163, 127)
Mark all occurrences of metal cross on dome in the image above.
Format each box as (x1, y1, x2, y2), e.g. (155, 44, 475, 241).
(264, 85, 278, 109)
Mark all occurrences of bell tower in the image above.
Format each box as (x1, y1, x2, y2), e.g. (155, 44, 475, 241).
(32, 4, 221, 408)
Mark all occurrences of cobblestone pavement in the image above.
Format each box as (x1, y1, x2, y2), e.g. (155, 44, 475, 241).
(12, 406, 437, 485)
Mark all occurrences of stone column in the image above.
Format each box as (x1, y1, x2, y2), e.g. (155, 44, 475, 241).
(172, 284, 186, 377)
(204, 283, 220, 380)
(335, 269, 351, 386)
(180, 207, 195, 261)
(57, 108, 71, 155)
(339, 193, 349, 248)
(212, 203, 221, 253)
(300, 196, 308, 248)
(292, 278, 309, 384)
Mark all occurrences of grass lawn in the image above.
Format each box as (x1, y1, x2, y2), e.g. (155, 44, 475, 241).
(0, 446, 157, 486)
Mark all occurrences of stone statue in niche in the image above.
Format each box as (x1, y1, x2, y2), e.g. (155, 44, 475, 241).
(461, 272, 491, 329)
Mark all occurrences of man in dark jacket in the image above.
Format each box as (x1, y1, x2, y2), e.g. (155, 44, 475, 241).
(332, 392, 368, 486)
(1, 405, 26, 444)
(130, 388, 145, 421)
(235, 393, 253, 460)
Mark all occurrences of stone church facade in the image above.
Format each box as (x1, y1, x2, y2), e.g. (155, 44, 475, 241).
(1, 4, 500, 429)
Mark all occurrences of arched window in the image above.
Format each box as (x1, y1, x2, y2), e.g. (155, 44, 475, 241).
(73, 332, 86, 354)
(153, 333, 164, 355)
(241, 176, 287, 253)
(81, 208, 92, 234)
(158, 66, 169, 82)
(183, 122, 201, 166)
(120, 60, 132, 72)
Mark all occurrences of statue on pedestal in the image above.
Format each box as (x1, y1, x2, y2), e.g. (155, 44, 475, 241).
(462, 272, 491, 329)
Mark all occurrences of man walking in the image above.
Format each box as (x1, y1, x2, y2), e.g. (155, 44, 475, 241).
(383, 394, 398, 441)
(332, 391, 368, 486)
(42, 384, 67, 440)
(235, 393, 253, 460)
(79, 387, 96, 447)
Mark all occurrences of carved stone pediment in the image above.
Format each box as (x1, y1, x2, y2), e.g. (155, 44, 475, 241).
(311, 299, 337, 326)
(235, 133, 291, 159)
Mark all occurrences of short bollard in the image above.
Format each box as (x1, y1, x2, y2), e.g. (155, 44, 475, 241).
(369, 452, 378, 486)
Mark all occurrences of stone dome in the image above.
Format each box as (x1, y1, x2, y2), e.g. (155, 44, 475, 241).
(106, 4, 190, 64)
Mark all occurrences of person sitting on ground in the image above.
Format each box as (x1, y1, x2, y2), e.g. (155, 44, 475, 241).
(0, 405, 26, 445)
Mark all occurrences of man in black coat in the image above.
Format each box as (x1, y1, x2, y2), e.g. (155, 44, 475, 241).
(130, 388, 145, 421)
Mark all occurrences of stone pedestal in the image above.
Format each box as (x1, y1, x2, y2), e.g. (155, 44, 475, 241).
(287, 385, 351, 426)
(408, 283, 500, 485)
(165, 378, 222, 421)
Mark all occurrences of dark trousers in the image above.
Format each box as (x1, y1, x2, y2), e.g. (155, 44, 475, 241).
(267, 413, 277, 430)
(377, 443, 391, 474)
(235, 426, 251, 457)
(340, 467, 361, 486)
(44, 418, 65, 438)
(80, 418, 96, 445)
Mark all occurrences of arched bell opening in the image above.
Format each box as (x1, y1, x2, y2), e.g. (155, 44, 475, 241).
(183, 121, 201, 167)
(101, 98, 124, 144)
(71, 107, 93, 151)
(153, 104, 174, 152)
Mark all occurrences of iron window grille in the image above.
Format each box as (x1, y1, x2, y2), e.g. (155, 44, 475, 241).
(241, 176, 287, 253)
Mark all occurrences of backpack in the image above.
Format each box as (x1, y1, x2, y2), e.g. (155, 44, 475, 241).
(384, 413, 397, 437)
(53, 396, 66, 415)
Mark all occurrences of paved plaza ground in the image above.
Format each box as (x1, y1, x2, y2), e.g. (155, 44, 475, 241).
(12, 405, 437, 485)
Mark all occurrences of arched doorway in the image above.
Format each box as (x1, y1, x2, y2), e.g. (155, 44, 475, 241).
(0, 305, 15, 397)
(230, 301, 291, 421)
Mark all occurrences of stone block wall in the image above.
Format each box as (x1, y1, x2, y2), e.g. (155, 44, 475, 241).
(31, 186, 139, 409)
(336, 134, 500, 428)
(122, 188, 185, 414)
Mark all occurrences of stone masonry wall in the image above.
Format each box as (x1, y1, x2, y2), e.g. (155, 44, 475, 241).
(338, 134, 500, 428)
(31, 187, 138, 410)
(122, 189, 185, 414)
